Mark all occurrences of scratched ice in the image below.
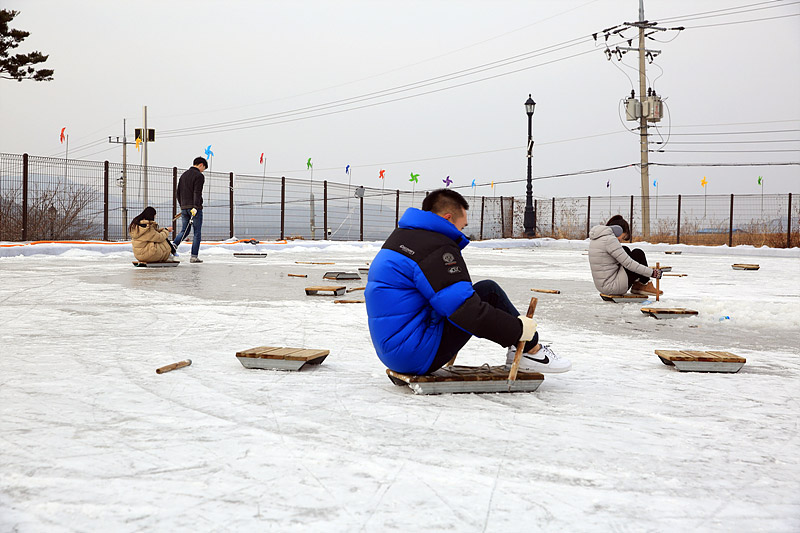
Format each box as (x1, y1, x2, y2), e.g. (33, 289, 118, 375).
(1, 239, 798, 532)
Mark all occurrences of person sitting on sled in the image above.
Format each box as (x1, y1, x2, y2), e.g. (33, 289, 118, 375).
(588, 214, 663, 296)
(365, 188, 571, 376)
(130, 206, 175, 263)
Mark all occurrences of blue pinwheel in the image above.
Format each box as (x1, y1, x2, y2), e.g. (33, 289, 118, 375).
(443, 175, 453, 187)
(204, 145, 214, 159)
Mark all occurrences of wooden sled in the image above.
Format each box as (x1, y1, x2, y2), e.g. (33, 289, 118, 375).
(387, 365, 544, 395)
(600, 293, 648, 303)
(333, 299, 364, 304)
(358, 267, 369, 275)
(664, 251, 682, 255)
(323, 271, 361, 280)
(132, 260, 179, 268)
(236, 346, 329, 371)
(655, 349, 745, 373)
(641, 307, 698, 319)
(305, 285, 347, 296)
(233, 252, 268, 258)
(732, 263, 759, 271)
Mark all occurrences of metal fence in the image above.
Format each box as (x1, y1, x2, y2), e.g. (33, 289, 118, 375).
(1, 152, 797, 247)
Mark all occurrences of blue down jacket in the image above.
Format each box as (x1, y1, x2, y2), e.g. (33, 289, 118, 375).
(365, 208, 521, 374)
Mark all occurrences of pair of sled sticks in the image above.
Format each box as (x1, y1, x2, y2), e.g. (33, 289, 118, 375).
(508, 297, 538, 386)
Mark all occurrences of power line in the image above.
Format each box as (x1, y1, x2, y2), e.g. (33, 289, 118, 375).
(650, 161, 799, 167)
(683, 12, 800, 29)
(651, 149, 800, 153)
(659, 0, 800, 23)
(651, 139, 800, 145)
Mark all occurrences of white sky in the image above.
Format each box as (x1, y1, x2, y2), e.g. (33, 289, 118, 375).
(1, 0, 799, 199)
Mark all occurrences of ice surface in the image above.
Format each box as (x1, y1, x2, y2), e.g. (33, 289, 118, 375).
(1, 238, 799, 531)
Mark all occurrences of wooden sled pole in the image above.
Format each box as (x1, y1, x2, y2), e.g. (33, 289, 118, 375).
(655, 262, 660, 302)
(156, 359, 192, 374)
(508, 297, 538, 387)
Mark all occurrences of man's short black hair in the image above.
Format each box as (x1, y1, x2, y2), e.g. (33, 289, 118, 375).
(193, 157, 209, 168)
(422, 188, 469, 215)
(606, 214, 630, 237)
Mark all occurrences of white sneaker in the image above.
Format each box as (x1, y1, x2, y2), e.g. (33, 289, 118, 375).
(505, 345, 571, 374)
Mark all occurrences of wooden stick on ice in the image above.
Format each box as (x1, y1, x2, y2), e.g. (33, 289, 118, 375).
(655, 262, 660, 302)
(156, 359, 192, 374)
(508, 297, 538, 386)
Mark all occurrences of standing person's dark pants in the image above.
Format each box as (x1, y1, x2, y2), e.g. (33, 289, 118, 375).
(622, 245, 649, 288)
(425, 280, 539, 374)
(173, 208, 203, 257)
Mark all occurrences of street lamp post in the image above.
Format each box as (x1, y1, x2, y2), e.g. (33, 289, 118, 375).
(523, 94, 536, 237)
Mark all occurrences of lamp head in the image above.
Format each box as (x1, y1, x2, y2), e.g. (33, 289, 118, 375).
(525, 94, 536, 116)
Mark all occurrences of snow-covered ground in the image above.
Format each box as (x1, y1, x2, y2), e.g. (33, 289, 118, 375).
(1, 238, 799, 532)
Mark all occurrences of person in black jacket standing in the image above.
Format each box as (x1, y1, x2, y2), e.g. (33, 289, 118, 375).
(173, 157, 207, 263)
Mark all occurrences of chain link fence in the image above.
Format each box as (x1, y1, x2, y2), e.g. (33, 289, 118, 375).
(1, 153, 797, 247)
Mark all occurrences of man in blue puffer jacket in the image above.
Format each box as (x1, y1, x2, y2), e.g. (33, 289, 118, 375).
(365, 188, 571, 375)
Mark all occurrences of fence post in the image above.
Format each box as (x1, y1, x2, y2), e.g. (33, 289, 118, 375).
(172, 167, 178, 240)
(229, 172, 234, 239)
(500, 196, 505, 238)
(629, 195, 634, 242)
(480, 196, 485, 240)
(551, 197, 555, 237)
(676, 194, 682, 244)
(322, 180, 328, 240)
(360, 194, 364, 242)
(788, 193, 793, 248)
(395, 190, 400, 228)
(586, 196, 591, 238)
(728, 193, 734, 247)
(103, 161, 109, 241)
(280, 176, 285, 240)
(22, 153, 28, 241)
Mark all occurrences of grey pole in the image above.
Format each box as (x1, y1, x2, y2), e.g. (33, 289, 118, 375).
(143, 105, 148, 207)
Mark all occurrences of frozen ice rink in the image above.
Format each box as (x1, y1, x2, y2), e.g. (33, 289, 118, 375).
(1, 239, 799, 532)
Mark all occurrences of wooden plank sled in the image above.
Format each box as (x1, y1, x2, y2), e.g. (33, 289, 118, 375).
(387, 365, 544, 395)
(133, 260, 179, 268)
(358, 267, 369, 275)
(664, 251, 682, 255)
(531, 288, 560, 294)
(305, 285, 347, 296)
(334, 299, 364, 304)
(323, 271, 361, 280)
(655, 350, 745, 373)
(233, 252, 268, 258)
(236, 346, 329, 371)
(732, 263, 759, 270)
(641, 307, 698, 319)
(600, 293, 648, 303)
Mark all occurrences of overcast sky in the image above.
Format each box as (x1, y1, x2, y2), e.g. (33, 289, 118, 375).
(1, 0, 798, 199)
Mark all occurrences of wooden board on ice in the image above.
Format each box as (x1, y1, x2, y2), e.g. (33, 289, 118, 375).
(236, 346, 329, 371)
(655, 349, 745, 373)
(600, 293, 648, 303)
(386, 365, 544, 395)
(132, 261, 179, 268)
(641, 307, 698, 319)
(305, 286, 347, 296)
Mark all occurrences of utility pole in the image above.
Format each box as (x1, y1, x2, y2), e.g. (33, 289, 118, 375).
(596, 0, 683, 239)
(108, 119, 133, 239)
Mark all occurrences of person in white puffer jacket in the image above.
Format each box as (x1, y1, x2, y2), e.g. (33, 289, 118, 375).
(588, 215, 663, 296)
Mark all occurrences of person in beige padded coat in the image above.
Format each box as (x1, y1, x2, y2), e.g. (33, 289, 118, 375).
(588, 215, 663, 296)
(130, 206, 174, 263)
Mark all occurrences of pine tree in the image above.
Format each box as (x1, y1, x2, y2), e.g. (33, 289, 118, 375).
(0, 9, 53, 82)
